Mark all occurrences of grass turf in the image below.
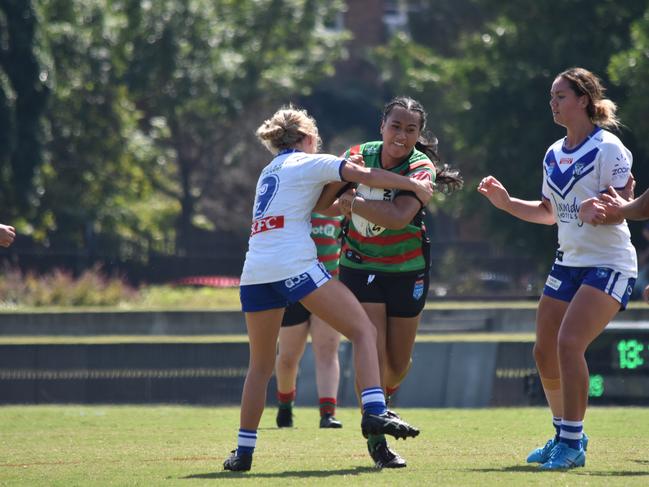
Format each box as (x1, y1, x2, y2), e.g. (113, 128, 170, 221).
(1, 406, 649, 486)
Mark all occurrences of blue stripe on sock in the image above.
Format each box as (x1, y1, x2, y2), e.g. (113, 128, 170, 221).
(559, 422, 583, 449)
(361, 387, 384, 397)
(361, 387, 386, 415)
(237, 428, 257, 455)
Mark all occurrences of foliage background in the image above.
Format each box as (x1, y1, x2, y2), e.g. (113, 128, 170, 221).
(2, 0, 649, 293)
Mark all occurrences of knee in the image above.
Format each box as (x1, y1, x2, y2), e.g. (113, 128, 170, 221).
(313, 339, 339, 361)
(248, 360, 276, 382)
(275, 352, 299, 371)
(348, 320, 377, 345)
(533, 341, 556, 367)
(557, 333, 584, 359)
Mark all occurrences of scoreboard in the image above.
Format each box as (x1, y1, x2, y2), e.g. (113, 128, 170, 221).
(586, 323, 649, 405)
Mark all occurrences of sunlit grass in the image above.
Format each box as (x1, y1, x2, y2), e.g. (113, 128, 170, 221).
(1, 406, 648, 486)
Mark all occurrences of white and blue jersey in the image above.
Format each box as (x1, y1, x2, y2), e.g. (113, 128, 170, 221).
(541, 126, 637, 277)
(240, 150, 346, 286)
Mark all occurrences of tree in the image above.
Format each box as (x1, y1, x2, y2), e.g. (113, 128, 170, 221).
(609, 9, 649, 187)
(35, 0, 176, 258)
(375, 0, 647, 270)
(0, 0, 49, 218)
(118, 0, 347, 253)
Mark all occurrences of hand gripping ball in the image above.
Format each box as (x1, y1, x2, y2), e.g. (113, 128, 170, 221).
(351, 184, 394, 238)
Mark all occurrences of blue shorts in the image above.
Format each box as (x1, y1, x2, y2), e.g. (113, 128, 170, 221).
(240, 262, 331, 312)
(543, 264, 635, 310)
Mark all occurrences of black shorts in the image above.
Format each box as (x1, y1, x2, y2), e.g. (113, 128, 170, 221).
(281, 301, 311, 327)
(339, 267, 429, 318)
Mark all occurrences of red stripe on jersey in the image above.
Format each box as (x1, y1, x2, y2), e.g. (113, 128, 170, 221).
(318, 253, 340, 263)
(342, 244, 422, 264)
(313, 237, 339, 246)
(348, 145, 361, 156)
(409, 161, 435, 171)
(411, 170, 432, 181)
(347, 228, 421, 245)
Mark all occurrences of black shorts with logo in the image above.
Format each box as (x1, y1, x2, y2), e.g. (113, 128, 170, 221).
(339, 267, 429, 318)
(281, 301, 311, 327)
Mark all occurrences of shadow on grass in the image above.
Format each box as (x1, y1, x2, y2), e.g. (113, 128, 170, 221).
(468, 465, 649, 477)
(466, 465, 539, 473)
(574, 470, 649, 478)
(182, 466, 376, 480)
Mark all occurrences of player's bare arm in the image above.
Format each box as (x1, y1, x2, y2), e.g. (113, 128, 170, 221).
(477, 175, 555, 225)
(339, 191, 421, 230)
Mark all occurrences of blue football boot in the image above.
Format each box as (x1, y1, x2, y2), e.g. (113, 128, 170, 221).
(539, 442, 586, 470)
(526, 438, 556, 464)
(527, 433, 588, 463)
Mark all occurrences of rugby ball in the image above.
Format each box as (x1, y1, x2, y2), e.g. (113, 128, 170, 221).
(351, 184, 393, 238)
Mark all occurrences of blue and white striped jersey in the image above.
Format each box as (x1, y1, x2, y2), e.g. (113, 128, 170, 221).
(541, 126, 637, 276)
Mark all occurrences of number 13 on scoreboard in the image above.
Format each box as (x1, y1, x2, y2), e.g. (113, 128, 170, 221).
(617, 339, 645, 369)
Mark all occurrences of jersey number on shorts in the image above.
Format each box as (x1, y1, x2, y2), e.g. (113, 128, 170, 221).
(254, 174, 280, 219)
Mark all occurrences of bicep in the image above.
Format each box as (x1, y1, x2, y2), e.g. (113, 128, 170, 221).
(541, 197, 556, 223)
(393, 194, 423, 221)
(340, 162, 366, 183)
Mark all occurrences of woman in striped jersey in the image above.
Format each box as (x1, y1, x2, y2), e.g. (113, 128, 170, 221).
(224, 105, 428, 472)
(275, 211, 345, 429)
(336, 96, 462, 469)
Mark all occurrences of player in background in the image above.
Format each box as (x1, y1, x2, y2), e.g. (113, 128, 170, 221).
(275, 211, 345, 429)
(478, 67, 636, 470)
(336, 96, 462, 469)
(224, 105, 429, 472)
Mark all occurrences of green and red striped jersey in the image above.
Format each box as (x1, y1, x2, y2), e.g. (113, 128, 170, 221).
(311, 212, 343, 276)
(341, 141, 436, 273)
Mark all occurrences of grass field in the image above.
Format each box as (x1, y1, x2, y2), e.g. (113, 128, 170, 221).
(1, 406, 649, 486)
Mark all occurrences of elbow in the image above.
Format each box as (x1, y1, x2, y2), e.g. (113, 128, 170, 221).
(382, 222, 402, 230)
(383, 215, 411, 230)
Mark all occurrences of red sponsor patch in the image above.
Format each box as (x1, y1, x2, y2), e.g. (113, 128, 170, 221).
(251, 215, 284, 236)
(411, 171, 432, 181)
(559, 157, 573, 165)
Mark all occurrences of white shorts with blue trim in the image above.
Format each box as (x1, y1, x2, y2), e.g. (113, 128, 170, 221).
(543, 264, 635, 310)
(240, 262, 331, 312)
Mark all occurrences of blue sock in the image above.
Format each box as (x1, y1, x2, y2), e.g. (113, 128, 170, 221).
(559, 420, 583, 450)
(361, 386, 387, 415)
(236, 428, 257, 456)
(553, 416, 562, 441)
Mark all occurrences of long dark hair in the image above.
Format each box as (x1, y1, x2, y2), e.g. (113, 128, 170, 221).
(383, 96, 463, 193)
(557, 67, 620, 130)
